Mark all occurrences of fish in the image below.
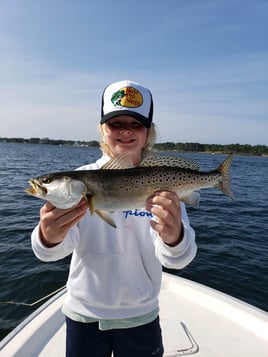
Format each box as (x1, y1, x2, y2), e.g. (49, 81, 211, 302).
(25, 153, 235, 228)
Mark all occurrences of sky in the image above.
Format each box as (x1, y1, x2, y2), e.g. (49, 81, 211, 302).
(0, 0, 267, 145)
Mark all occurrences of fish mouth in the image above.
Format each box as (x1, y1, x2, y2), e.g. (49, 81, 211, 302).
(25, 179, 47, 196)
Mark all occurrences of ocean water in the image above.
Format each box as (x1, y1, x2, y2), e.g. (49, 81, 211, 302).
(0, 142, 267, 340)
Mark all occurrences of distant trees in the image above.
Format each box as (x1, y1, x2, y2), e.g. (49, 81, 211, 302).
(153, 142, 268, 155)
(0, 137, 268, 155)
(0, 137, 100, 147)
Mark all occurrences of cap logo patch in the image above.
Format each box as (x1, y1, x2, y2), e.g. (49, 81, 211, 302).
(111, 87, 143, 108)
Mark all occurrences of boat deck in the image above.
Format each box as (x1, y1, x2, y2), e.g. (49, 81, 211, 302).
(1, 273, 268, 356)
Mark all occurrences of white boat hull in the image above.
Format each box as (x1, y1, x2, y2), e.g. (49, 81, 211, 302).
(1, 273, 268, 356)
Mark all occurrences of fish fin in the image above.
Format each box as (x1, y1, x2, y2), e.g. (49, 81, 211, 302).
(86, 194, 95, 215)
(180, 191, 200, 207)
(215, 155, 236, 200)
(141, 153, 200, 170)
(87, 194, 117, 228)
(96, 210, 117, 228)
(101, 153, 134, 170)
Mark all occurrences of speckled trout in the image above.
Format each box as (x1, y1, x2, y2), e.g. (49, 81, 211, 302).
(25, 153, 235, 227)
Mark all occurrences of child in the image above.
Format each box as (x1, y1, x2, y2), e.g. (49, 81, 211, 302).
(31, 80, 197, 357)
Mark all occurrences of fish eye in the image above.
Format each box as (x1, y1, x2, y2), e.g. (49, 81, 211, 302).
(41, 177, 52, 184)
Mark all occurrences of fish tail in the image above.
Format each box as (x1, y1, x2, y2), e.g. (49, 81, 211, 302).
(215, 155, 235, 200)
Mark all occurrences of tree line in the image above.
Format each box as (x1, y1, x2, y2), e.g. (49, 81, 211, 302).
(153, 142, 268, 155)
(1, 137, 268, 156)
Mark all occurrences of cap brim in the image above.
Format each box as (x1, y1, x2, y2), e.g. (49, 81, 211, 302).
(100, 110, 151, 128)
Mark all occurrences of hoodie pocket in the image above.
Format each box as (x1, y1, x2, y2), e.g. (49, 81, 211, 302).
(68, 252, 156, 308)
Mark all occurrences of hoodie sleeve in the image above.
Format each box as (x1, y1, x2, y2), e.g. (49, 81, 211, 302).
(153, 203, 197, 269)
(31, 224, 79, 262)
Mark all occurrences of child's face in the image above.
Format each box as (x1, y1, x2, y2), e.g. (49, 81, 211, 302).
(101, 116, 148, 164)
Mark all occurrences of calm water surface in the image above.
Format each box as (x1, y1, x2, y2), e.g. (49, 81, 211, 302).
(0, 142, 267, 340)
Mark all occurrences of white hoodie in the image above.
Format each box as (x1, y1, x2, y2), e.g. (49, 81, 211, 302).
(31, 155, 197, 320)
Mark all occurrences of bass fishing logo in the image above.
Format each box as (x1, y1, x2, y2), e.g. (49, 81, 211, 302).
(111, 86, 143, 108)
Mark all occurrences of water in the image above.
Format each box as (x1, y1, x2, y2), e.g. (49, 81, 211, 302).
(0, 143, 267, 340)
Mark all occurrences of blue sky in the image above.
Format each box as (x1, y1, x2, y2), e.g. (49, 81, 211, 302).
(0, 0, 267, 145)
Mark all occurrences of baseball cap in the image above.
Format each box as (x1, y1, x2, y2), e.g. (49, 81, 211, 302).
(101, 80, 153, 128)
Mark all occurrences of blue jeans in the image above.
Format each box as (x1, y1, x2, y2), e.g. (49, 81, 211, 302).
(66, 316, 164, 357)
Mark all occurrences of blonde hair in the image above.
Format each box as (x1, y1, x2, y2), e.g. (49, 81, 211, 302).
(98, 122, 157, 157)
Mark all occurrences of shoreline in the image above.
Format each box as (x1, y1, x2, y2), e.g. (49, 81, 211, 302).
(1, 138, 268, 156)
